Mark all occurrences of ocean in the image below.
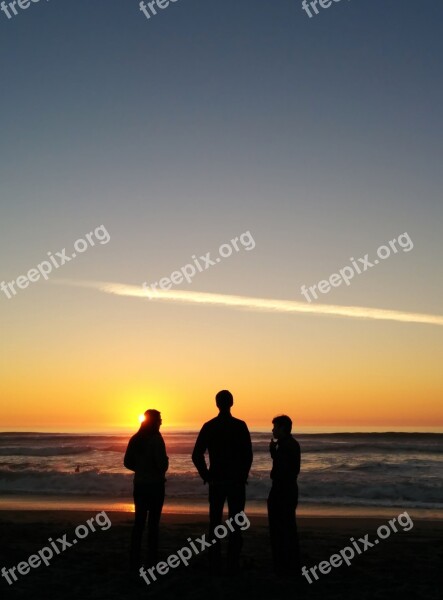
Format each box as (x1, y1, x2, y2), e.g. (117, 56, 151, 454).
(0, 432, 442, 516)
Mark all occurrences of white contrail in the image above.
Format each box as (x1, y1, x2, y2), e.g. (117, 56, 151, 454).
(52, 279, 443, 327)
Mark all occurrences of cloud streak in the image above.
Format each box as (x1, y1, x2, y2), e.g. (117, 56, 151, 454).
(53, 280, 443, 327)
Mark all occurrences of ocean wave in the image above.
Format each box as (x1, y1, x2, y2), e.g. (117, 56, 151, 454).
(299, 443, 442, 454)
(0, 468, 441, 508)
(1, 432, 442, 457)
(2, 441, 440, 457)
(0, 446, 95, 457)
(348, 460, 436, 472)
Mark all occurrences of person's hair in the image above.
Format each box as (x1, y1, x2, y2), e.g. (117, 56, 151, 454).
(139, 409, 162, 434)
(215, 390, 233, 410)
(272, 415, 292, 434)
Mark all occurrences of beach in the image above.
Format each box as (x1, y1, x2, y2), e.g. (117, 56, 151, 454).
(0, 509, 441, 600)
(1, 431, 441, 598)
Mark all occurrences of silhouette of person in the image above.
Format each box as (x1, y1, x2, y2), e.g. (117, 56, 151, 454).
(124, 409, 168, 570)
(192, 390, 253, 573)
(267, 415, 301, 576)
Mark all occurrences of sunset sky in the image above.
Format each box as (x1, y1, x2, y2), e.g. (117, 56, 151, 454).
(1, 1, 442, 432)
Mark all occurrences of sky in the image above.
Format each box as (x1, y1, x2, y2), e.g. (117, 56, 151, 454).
(0, 0, 442, 432)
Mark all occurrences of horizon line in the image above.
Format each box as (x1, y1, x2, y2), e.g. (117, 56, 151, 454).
(1, 427, 442, 435)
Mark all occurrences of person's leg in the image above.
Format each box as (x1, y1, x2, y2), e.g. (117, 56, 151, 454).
(272, 484, 300, 575)
(226, 482, 246, 570)
(292, 485, 301, 572)
(130, 483, 149, 568)
(267, 485, 281, 573)
(208, 482, 226, 569)
(146, 482, 165, 566)
(279, 495, 296, 572)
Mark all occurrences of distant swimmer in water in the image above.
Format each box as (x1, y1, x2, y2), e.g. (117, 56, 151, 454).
(75, 465, 80, 473)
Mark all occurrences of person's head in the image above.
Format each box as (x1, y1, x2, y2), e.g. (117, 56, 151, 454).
(272, 415, 292, 440)
(140, 409, 162, 434)
(215, 390, 233, 413)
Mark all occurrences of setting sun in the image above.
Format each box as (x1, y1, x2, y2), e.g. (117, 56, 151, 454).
(138, 414, 145, 424)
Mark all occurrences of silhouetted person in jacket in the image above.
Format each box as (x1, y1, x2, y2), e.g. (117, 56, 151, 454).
(124, 409, 168, 570)
(267, 415, 301, 576)
(192, 390, 253, 573)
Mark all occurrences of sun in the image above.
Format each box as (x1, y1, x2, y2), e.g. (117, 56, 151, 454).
(138, 414, 146, 424)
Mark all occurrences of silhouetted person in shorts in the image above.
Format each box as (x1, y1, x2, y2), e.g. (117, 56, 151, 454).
(267, 415, 301, 576)
(124, 409, 168, 570)
(192, 390, 253, 573)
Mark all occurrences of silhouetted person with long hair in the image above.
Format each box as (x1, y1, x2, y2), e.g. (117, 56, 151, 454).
(124, 409, 168, 570)
(267, 415, 301, 576)
(192, 390, 253, 573)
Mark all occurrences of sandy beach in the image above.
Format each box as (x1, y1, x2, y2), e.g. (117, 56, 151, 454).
(0, 510, 441, 600)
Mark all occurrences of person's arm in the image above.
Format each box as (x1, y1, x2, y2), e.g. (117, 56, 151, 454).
(192, 426, 210, 482)
(241, 423, 253, 482)
(246, 425, 253, 476)
(155, 435, 169, 475)
(269, 439, 278, 459)
(280, 439, 301, 479)
(123, 438, 136, 472)
(294, 440, 301, 477)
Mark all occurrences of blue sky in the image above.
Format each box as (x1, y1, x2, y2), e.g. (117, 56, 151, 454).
(1, 0, 442, 430)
